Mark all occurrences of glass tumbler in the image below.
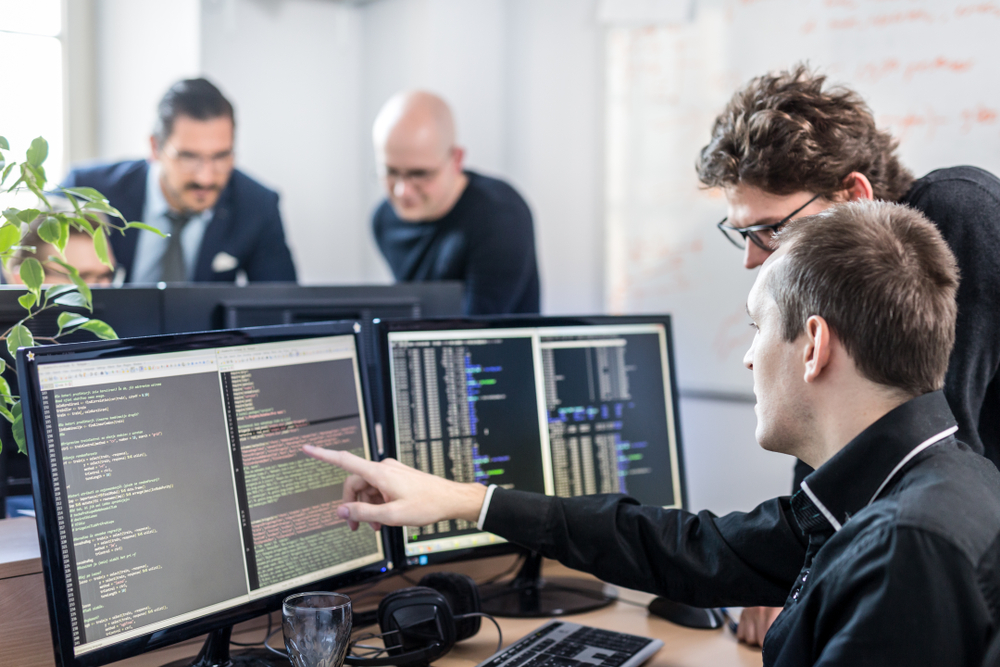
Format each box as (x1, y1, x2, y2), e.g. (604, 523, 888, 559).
(282, 592, 353, 667)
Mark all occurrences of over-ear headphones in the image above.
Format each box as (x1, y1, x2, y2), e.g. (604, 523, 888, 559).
(345, 572, 482, 667)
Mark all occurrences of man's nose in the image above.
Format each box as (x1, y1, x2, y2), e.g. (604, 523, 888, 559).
(744, 243, 769, 270)
(393, 179, 414, 199)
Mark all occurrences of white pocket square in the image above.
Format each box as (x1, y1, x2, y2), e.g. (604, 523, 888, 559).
(212, 252, 239, 273)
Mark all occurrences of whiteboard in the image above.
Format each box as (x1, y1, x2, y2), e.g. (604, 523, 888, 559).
(604, 0, 1000, 396)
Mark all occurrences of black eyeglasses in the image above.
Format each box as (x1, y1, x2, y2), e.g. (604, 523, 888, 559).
(717, 193, 823, 252)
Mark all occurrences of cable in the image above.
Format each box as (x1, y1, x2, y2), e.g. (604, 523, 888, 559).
(476, 553, 526, 586)
(264, 625, 287, 659)
(457, 612, 503, 653)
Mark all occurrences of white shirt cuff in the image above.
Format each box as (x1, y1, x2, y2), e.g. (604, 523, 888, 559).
(476, 484, 498, 531)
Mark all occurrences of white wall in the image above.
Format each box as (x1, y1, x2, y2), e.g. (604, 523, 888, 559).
(200, 0, 365, 284)
(94, 0, 201, 160)
(679, 397, 791, 515)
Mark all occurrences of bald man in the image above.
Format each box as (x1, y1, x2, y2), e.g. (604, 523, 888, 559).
(371, 91, 540, 315)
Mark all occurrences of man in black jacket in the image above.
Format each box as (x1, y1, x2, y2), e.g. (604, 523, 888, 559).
(307, 201, 1000, 667)
(699, 65, 1000, 643)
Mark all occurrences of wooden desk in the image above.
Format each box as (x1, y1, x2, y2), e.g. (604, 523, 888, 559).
(0, 517, 762, 667)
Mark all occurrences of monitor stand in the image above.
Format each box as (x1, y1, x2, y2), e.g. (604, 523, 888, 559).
(160, 626, 285, 667)
(478, 551, 617, 617)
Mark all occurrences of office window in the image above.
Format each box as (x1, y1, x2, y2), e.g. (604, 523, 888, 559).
(0, 0, 65, 183)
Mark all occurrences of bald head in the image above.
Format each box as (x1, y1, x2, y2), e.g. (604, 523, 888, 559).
(373, 91, 456, 154)
(373, 91, 468, 222)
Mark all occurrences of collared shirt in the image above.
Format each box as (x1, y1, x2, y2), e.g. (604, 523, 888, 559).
(133, 162, 212, 283)
(483, 391, 1000, 666)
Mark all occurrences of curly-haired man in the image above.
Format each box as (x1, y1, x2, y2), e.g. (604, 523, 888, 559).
(698, 64, 1000, 646)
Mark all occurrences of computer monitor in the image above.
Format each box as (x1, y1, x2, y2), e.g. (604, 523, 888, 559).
(378, 315, 685, 616)
(161, 282, 465, 436)
(19, 322, 393, 667)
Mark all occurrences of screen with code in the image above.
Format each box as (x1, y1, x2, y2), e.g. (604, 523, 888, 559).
(31, 334, 385, 658)
(386, 321, 682, 566)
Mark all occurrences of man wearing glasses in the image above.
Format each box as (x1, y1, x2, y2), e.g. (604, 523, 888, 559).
(62, 78, 297, 283)
(700, 64, 1000, 645)
(371, 91, 540, 315)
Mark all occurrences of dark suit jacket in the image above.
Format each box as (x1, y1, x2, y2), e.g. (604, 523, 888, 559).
(61, 160, 297, 283)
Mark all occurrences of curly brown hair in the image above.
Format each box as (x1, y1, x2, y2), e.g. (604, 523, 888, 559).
(697, 64, 914, 202)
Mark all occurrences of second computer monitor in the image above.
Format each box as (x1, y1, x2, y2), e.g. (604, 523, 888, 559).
(379, 316, 685, 568)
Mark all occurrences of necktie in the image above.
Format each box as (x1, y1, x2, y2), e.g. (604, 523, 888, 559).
(161, 210, 193, 282)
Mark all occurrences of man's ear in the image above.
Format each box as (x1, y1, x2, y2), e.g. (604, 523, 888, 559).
(149, 135, 160, 162)
(451, 146, 466, 171)
(839, 172, 874, 201)
(803, 315, 832, 383)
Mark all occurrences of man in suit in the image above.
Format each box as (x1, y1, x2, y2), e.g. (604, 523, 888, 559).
(61, 78, 297, 283)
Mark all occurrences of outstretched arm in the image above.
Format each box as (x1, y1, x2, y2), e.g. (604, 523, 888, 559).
(302, 445, 488, 531)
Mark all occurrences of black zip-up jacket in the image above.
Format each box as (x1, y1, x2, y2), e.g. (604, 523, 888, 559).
(484, 392, 1000, 666)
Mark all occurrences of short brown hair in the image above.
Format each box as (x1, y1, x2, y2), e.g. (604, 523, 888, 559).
(767, 200, 958, 396)
(698, 64, 914, 202)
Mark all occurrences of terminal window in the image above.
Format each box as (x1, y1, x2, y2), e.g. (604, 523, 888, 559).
(389, 334, 547, 557)
(387, 323, 681, 563)
(35, 336, 384, 656)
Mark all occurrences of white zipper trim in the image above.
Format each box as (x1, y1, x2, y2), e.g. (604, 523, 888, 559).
(800, 480, 843, 532)
(866, 425, 958, 506)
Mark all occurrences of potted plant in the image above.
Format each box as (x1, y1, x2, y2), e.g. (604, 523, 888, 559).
(0, 134, 162, 454)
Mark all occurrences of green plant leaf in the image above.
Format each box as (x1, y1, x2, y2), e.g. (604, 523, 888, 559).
(92, 227, 112, 268)
(2, 208, 21, 225)
(125, 221, 169, 237)
(18, 293, 36, 310)
(56, 219, 70, 254)
(60, 186, 107, 203)
(72, 273, 92, 309)
(54, 292, 88, 308)
(0, 403, 13, 424)
(26, 136, 48, 167)
(0, 136, 9, 150)
(0, 162, 14, 187)
(12, 412, 25, 455)
(0, 358, 6, 374)
(47, 257, 92, 309)
(26, 177, 51, 208)
(38, 216, 61, 244)
(7, 324, 34, 359)
(0, 376, 12, 403)
(19, 258, 44, 295)
(79, 319, 117, 340)
(17, 208, 40, 224)
(44, 284, 77, 302)
(32, 164, 47, 186)
(0, 223, 20, 254)
(57, 312, 90, 335)
(82, 199, 123, 219)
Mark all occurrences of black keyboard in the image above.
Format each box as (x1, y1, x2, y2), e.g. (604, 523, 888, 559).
(475, 621, 663, 667)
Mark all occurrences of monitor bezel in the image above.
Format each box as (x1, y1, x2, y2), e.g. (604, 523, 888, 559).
(377, 314, 687, 569)
(19, 321, 395, 667)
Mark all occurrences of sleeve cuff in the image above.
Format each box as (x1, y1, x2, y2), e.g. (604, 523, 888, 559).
(477, 484, 498, 531)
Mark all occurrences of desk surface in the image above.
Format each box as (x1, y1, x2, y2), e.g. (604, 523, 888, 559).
(0, 517, 762, 667)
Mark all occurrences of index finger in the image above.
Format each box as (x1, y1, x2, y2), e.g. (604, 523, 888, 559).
(303, 446, 381, 480)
